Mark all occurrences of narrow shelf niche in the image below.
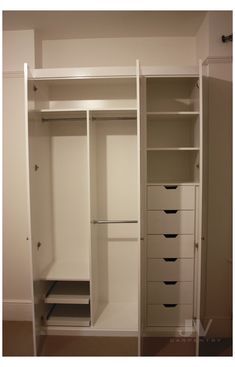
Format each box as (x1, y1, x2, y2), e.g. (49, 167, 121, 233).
(147, 77, 199, 113)
(147, 113, 199, 149)
(45, 281, 90, 304)
(147, 150, 199, 184)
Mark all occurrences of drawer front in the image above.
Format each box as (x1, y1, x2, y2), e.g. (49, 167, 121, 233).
(147, 304, 193, 327)
(147, 258, 194, 281)
(148, 185, 195, 210)
(147, 281, 193, 304)
(147, 210, 194, 234)
(147, 234, 194, 258)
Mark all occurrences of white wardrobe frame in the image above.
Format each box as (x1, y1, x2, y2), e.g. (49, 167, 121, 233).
(24, 60, 203, 356)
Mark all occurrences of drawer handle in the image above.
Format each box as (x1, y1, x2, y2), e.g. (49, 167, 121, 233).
(164, 281, 177, 285)
(164, 210, 178, 214)
(163, 258, 177, 262)
(163, 304, 177, 308)
(164, 185, 178, 190)
(163, 234, 178, 238)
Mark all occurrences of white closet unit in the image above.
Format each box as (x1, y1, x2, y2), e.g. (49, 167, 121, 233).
(142, 63, 202, 353)
(24, 61, 202, 356)
(25, 63, 141, 355)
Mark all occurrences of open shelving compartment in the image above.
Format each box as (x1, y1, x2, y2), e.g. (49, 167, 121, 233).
(146, 76, 200, 185)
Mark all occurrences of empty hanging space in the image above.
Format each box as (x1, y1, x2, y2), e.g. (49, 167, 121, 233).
(89, 110, 139, 332)
(39, 112, 90, 281)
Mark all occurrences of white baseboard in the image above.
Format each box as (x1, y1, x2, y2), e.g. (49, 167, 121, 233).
(3, 299, 33, 321)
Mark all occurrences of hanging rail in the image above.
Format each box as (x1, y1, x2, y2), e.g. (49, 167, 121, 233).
(92, 220, 138, 224)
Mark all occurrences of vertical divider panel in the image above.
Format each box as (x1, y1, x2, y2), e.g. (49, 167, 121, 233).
(87, 110, 99, 325)
(139, 64, 147, 356)
(136, 60, 141, 355)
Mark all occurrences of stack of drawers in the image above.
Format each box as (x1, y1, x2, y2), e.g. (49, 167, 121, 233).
(146, 185, 195, 327)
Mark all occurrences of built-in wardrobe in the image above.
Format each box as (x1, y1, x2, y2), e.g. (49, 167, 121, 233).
(24, 61, 202, 356)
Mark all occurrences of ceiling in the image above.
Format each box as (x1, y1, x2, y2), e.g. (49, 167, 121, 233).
(3, 11, 207, 40)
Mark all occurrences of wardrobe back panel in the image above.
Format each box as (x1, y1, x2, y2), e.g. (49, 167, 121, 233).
(95, 120, 139, 303)
(50, 121, 89, 268)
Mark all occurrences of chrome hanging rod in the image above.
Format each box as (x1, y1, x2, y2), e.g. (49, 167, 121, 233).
(92, 220, 138, 224)
(42, 116, 136, 122)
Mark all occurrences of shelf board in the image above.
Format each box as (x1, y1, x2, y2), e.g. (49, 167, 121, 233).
(42, 260, 90, 281)
(93, 302, 138, 331)
(147, 112, 199, 115)
(147, 182, 199, 186)
(40, 108, 137, 121)
(146, 112, 199, 121)
(45, 281, 90, 305)
(47, 304, 90, 327)
(147, 147, 200, 151)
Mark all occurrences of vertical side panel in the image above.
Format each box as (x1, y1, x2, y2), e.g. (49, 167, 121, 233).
(24, 63, 37, 355)
(25, 64, 54, 355)
(88, 111, 99, 324)
(195, 60, 203, 356)
(136, 60, 141, 356)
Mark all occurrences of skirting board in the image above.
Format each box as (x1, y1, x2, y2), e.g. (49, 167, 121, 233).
(3, 300, 33, 321)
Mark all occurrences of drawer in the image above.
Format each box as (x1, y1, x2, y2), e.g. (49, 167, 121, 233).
(147, 234, 194, 258)
(148, 185, 195, 210)
(147, 210, 194, 234)
(147, 258, 194, 281)
(147, 281, 193, 304)
(147, 304, 193, 327)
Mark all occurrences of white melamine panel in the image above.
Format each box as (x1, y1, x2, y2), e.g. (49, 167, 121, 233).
(3, 75, 34, 302)
(43, 260, 90, 281)
(147, 304, 193, 327)
(147, 77, 199, 112)
(51, 121, 89, 280)
(147, 114, 199, 149)
(147, 150, 199, 183)
(95, 119, 138, 304)
(147, 210, 194, 234)
(93, 302, 138, 331)
(147, 234, 194, 258)
(147, 281, 193, 304)
(147, 259, 194, 281)
(45, 281, 90, 304)
(47, 304, 90, 327)
(147, 185, 195, 210)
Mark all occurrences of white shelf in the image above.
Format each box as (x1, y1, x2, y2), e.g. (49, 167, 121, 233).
(94, 302, 138, 331)
(147, 182, 199, 186)
(147, 147, 199, 151)
(147, 111, 199, 116)
(45, 281, 90, 305)
(47, 304, 90, 327)
(41, 108, 137, 121)
(42, 260, 90, 281)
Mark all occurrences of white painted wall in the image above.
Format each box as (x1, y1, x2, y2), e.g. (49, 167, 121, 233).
(3, 30, 35, 320)
(42, 37, 196, 68)
(3, 30, 35, 72)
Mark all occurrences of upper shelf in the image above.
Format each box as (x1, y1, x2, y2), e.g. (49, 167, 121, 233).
(41, 108, 137, 121)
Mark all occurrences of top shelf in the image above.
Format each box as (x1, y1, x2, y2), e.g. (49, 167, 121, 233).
(146, 112, 199, 121)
